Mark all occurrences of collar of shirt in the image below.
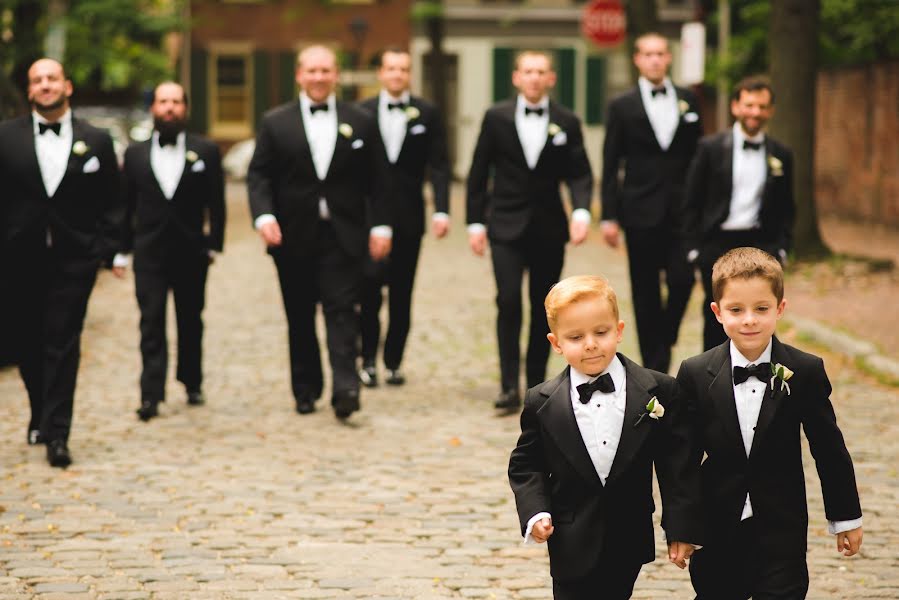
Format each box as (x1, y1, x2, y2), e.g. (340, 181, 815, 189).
(32, 108, 72, 136)
(730, 339, 773, 372)
(733, 121, 765, 150)
(151, 130, 186, 152)
(380, 89, 411, 107)
(300, 92, 336, 118)
(516, 94, 549, 116)
(569, 355, 626, 404)
(638, 76, 673, 102)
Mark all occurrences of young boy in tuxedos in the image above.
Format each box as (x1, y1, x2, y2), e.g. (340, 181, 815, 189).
(677, 247, 862, 599)
(509, 275, 701, 600)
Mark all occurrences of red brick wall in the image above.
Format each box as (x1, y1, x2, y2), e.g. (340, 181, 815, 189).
(816, 61, 899, 226)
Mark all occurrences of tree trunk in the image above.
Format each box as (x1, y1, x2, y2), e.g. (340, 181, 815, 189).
(769, 0, 829, 259)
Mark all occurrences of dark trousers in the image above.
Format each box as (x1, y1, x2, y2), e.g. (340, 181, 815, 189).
(624, 226, 695, 373)
(552, 556, 643, 600)
(273, 221, 362, 404)
(135, 253, 209, 403)
(359, 232, 422, 370)
(490, 236, 565, 392)
(691, 519, 809, 599)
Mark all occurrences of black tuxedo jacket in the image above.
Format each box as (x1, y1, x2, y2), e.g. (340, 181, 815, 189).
(601, 86, 702, 229)
(359, 95, 450, 238)
(466, 100, 593, 244)
(683, 130, 795, 254)
(0, 114, 122, 264)
(508, 354, 701, 581)
(676, 337, 861, 556)
(122, 133, 225, 269)
(247, 100, 391, 259)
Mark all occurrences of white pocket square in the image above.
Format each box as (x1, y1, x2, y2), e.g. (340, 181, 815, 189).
(410, 124, 427, 135)
(82, 156, 100, 173)
(683, 112, 699, 123)
(191, 159, 206, 172)
(351, 139, 364, 150)
(552, 131, 568, 146)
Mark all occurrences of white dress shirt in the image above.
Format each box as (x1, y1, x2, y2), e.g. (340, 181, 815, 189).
(33, 109, 73, 198)
(721, 122, 767, 231)
(638, 77, 679, 151)
(151, 130, 186, 200)
(378, 89, 409, 164)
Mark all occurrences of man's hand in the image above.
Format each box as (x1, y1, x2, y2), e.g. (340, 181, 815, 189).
(369, 234, 392, 261)
(836, 527, 863, 557)
(569, 219, 589, 246)
(468, 229, 487, 256)
(259, 221, 282, 247)
(600, 221, 620, 248)
(432, 218, 450, 239)
(111, 266, 127, 279)
(667, 541, 695, 569)
(531, 517, 554, 543)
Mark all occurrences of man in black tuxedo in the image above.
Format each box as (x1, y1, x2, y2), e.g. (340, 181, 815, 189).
(247, 45, 392, 420)
(600, 33, 702, 374)
(467, 50, 593, 414)
(684, 76, 795, 350)
(119, 82, 225, 421)
(357, 47, 450, 388)
(0, 58, 122, 467)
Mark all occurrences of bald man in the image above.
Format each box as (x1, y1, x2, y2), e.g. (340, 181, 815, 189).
(247, 45, 392, 420)
(118, 82, 225, 422)
(0, 58, 123, 467)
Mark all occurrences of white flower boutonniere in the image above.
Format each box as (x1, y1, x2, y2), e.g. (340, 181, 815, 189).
(768, 155, 784, 177)
(547, 123, 562, 137)
(678, 99, 690, 115)
(770, 363, 793, 395)
(338, 123, 353, 139)
(404, 105, 420, 120)
(72, 141, 89, 156)
(186, 150, 199, 163)
(634, 396, 664, 427)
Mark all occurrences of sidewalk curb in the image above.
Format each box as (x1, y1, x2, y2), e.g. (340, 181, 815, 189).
(787, 316, 899, 384)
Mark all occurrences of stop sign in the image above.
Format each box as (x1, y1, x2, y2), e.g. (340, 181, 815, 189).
(581, 0, 627, 48)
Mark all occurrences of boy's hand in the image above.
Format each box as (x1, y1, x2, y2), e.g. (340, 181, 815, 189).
(667, 541, 695, 569)
(531, 517, 554, 543)
(836, 526, 863, 556)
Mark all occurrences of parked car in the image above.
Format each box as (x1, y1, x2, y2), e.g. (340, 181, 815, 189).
(74, 106, 152, 165)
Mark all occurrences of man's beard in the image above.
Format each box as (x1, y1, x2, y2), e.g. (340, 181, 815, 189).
(31, 95, 66, 113)
(154, 117, 187, 138)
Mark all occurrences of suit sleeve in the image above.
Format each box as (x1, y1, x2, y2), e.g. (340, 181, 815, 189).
(600, 99, 623, 222)
(563, 114, 594, 214)
(508, 396, 551, 536)
(247, 117, 276, 222)
(426, 108, 451, 215)
(466, 112, 493, 225)
(203, 142, 226, 252)
(120, 146, 137, 254)
(683, 139, 711, 250)
(94, 131, 125, 262)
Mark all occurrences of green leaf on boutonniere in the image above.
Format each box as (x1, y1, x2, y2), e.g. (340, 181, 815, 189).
(769, 362, 793, 394)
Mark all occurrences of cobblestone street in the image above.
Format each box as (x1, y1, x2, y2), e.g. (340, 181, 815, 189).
(1, 183, 896, 599)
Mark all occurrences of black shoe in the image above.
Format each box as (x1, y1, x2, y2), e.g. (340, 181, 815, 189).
(187, 391, 205, 406)
(136, 401, 159, 422)
(333, 390, 361, 420)
(385, 369, 405, 386)
(27, 429, 44, 446)
(358, 364, 378, 388)
(46, 439, 72, 468)
(494, 390, 521, 414)
(295, 397, 316, 415)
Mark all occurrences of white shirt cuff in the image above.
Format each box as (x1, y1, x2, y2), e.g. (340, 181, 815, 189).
(207, 250, 219, 260)
(571, 208, 591, 223)
(828, 517, 862, 535)
(523, 511, 551, 545)
(432, 212, 449, 222)
(112, 253, 130, 268)
(254, 214, 277, 230)
(467, 223, 486, 235)
(370, 225, 393, 239)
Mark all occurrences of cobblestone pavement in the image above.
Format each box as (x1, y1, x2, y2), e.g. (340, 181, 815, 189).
(1, 183, 896, 599)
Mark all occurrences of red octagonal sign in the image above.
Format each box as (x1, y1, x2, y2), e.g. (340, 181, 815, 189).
(582, 0, 627, 48)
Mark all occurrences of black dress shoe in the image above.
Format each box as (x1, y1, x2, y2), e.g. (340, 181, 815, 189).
(385, 369, 406, 386)
(46, 439, 72, 468)
(333, 390, 361, 420)
(494, 390, 521, 414)
(27, 429, 44, 446)
(187, 391, 205, 406)
(136, 401, 159, 422)
(295, 397, 315, 415)
(358, 364, 378, 387)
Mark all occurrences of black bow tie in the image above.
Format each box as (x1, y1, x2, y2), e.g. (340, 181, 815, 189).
(157, 132, 178, 147)
(38, 122, 61, 136)
(387, 101, 407, 111)
(524, 106, 544, 117)
(733, 363, 771, 385)
(576, 373, 615, 404)
(309, 103, 329, 114)
(743, 140, 763, 151)
(650, 86, 667, 97)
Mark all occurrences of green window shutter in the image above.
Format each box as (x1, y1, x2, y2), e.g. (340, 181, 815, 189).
(189, 48, 208, 133)
(253, 50, 270, 129)
(493, 47, 514, 103)
(278, 51, 297, 104)
(555, 48, 575, 110)
(585, 55, 607, 125)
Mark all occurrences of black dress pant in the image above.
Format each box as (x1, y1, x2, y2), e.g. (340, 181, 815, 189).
(273, 220, 362, 404)
(552, 556, 643, 600)
(490, 235, 565, 393)
(360, 232, 422, 370)
(624, 225, 694, 373)
(135, 251, 209, 403)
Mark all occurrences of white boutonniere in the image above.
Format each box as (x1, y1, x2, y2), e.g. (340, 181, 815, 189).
(547, 123, 562, 137)
(404, 105, 420, 120)
(338, 123, 353, 139)
(678, 99, 690, 115)
(72, 141, 89, 156)
(768, 156, 784, 177)
(186, 150, 199, 163)
(770, 363, 793, 395)
(634, 396, 664, 427)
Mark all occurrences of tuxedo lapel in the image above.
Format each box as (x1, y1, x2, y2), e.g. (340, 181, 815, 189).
(606, 355, 657, 485)
(21, 117, 48, 201)
(707, 343, 747, 462)
(749, 337, 789, 457)
(169, 135, 195, 200)
(499, 103, 530, 169)
(537, 369, 603, 489)
(140, 140, 169, 200)
(631, 90, 663, 152)
(720, 132, 734, 204)
(326, 103, 352, 180)
(288, 102, 317, 178)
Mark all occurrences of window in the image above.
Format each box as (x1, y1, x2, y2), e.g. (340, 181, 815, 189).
(208, 42, 254, 140)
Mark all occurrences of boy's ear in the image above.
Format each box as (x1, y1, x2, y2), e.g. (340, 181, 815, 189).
(616, 320, 625, 342)
(546, 332, 562, 355)
(776, 298, 787, 319)
(710, 301, 724, 324)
